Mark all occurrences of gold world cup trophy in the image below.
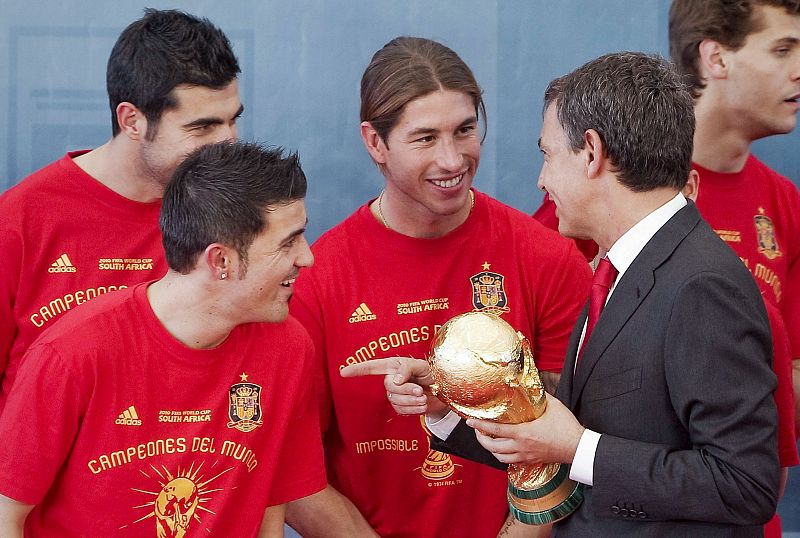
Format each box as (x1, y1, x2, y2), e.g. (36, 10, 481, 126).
(427, 311, 583, 525)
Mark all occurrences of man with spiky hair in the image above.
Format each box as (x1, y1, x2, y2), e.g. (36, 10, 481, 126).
(0, 141, 322, 536)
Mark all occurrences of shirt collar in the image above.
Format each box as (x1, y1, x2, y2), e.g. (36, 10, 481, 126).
(606, 192, 687, 287)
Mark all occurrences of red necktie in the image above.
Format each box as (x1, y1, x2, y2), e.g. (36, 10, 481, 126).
(578, 256, 618, 361)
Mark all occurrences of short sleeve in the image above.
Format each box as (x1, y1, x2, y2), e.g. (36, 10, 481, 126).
(0, 342, 90, 504)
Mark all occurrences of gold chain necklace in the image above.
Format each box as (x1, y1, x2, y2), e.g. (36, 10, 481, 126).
(376, 189, 475, 231)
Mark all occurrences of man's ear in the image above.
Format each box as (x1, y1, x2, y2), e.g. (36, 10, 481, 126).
(360, 121, 388, 165)
(583, 129, 606, 179)
(115, 102, 148, 141)
(698, 39, 729, 81)
(682, 169, 701, 202)
(203, 243, 234, 281)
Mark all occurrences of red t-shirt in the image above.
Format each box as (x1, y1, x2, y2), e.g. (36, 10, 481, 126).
(694, 157, 800, 538)
(693, 156, 800, 359)
(0, 283, 325, 537)
(291, 190, 591, 538)
(0, 151, 167, 410)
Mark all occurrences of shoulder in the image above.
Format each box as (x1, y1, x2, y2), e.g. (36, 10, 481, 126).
(21, 287, 139, 381)
(1, 154, 78, 205)
(311, 206, 365, 252)
(35, 286, 139, 348)
(748, 156, 800, 196)
(668, 216, 761, 296)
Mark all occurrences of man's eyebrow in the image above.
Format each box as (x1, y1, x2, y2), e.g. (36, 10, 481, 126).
(407, 126, 439, 137)
(407, 116, 477, 138)
(456, 116, 478, 129)
(773, 36, 800, 47)
(183, 104, 245, 129)
(280, 219, 308, 244)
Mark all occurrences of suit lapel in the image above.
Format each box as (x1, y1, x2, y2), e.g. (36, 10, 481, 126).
(568, 202, 702, 408)
(557, 304, 587, 406)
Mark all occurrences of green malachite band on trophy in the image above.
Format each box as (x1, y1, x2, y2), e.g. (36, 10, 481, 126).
(508, 483, 585, 525)
(507, 464, 570, 499)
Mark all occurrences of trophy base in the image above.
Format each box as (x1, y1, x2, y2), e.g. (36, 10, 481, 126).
(507, 464, 584, 525)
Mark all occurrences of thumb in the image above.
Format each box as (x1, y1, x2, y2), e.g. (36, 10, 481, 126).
(393, 358, 432, 387)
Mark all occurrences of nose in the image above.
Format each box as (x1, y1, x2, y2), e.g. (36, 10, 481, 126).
(792, 56, 800, 81)
(437, 137, 464, 172)
(228, 122, 239, 141)
(214, 122, 238, 143)
(537, 167, 546, 192)
(297, 236, 314, 269)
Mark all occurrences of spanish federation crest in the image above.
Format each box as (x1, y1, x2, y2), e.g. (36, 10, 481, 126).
(754, 208, 781, 260)
(470, 262, 510, 313)
(227, 373, 263, 433)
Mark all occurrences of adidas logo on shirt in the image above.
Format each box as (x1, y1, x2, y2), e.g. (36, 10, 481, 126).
(115, 405, 142, 426)
(348, 303, 377, 323)
(48, 253, 77, 273)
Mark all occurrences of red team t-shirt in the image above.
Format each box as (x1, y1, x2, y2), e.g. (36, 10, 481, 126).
(0, 151, 167, 410)
(291, 190, 591, 538)
(693, 157, 800, 361)
(693, 157, 800, 538)
(0, 283, 325, 537)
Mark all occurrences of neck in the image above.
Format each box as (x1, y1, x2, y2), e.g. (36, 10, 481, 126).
(593, 185, 680, 251)
(370, 188, 474, 239)
(147, 273, 235, 350)
(72, 136, 165, 203)
(692, 96, 752, 173)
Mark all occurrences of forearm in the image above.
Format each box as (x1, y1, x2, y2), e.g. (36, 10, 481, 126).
(285, 484, 378, 538)
(497, 513, 551, 537)
(593, 434, 778, 525)
(0, 494, 32, 538)
(258, 504, 285, 538)
(430, 419, 507, 471)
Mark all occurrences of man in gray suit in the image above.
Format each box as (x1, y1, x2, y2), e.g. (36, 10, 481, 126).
(343, 52, 780, 537)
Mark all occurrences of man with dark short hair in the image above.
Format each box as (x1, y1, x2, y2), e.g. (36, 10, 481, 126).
(535, 6, 800, 534)
(0, 141, 323, 536)
(355, 52, 780, 536)
(0, 8, 243, 411)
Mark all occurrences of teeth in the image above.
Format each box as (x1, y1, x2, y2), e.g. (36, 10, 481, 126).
(432, 174, 463, 188)
(281, 278, 296, 286)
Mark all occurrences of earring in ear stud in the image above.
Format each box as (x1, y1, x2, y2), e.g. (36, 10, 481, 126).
(220, 273, 227, 280)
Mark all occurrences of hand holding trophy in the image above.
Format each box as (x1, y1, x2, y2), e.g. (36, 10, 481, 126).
(427, 311, 583, 525)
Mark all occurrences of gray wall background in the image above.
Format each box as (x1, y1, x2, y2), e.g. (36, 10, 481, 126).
(1, 0, 799, 533)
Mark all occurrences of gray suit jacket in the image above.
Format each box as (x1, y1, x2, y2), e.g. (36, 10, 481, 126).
(433, 203, 780, 537)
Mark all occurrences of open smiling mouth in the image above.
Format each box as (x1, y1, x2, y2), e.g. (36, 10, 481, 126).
(280, 277, 297, 287)
(431, 173, 464, 188)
